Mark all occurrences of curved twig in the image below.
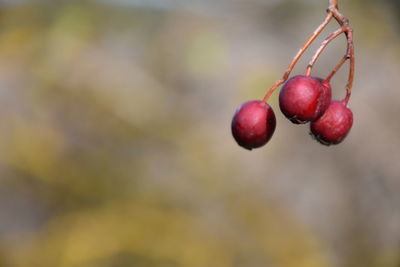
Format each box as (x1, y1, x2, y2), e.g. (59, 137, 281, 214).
(262, 12, 333, 102)
(262, 0, 355, 104)
(305, 28, 345, 76)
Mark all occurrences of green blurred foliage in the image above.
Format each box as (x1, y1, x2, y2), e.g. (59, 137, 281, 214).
(0, 1, 399, 267)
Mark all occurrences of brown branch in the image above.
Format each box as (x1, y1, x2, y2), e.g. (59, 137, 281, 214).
(330, 0, 338, 9)
(305, 27, 345, 76)
(344, 28, 354, 104)
(262, 0, 355, 104)
(325, 56, 347, 82)
(327, 2, 354, 104)
(262, 12, 333, 102)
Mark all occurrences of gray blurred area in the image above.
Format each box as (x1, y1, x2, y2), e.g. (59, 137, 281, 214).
(0, 0, 399, 266)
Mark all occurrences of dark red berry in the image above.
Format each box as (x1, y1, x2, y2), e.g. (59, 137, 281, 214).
(310, 100, 353, 145)
(231, 100, 276, 150)
(279, 75, 331, 124)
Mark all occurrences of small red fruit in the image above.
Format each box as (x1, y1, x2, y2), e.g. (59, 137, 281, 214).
(231, 100, 276, 150)
(310, 100, 353, 145)
(279, 75, 331, 124)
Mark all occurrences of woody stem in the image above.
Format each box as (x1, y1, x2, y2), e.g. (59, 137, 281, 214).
(305, 28, 345, 76)
(262, 12, 333, 102)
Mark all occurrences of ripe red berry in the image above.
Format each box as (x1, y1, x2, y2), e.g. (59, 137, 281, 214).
(310, 100, 353, 145)
(231, 100, 276, 150)
(279, 75, 331, 124)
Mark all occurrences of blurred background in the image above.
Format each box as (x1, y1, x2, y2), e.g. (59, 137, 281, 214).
(0, 0, 399, 266)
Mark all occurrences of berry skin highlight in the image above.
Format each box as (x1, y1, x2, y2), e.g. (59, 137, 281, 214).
(231, 100, 276, 150)
(310, 100, 353, 145)
(279, 75, 331, 124)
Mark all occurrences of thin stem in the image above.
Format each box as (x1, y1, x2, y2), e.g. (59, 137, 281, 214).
(262, 12, 333, 102)
(305, 28, 345, 76)
(329, 0, 338, 9)
(325, 26, 354, 84)
(325, 25, 355, 104)
(262, 0, 354, 104)
(329, 2, 348, 27)
(343, 28, 354, 104)
(325, 56, 347, 82)
(312, 0, 355, 104)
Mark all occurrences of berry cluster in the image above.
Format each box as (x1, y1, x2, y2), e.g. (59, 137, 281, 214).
(231, 0, 355, 150)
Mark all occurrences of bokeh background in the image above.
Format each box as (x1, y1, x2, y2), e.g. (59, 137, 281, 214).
(0, 0, 399, 266)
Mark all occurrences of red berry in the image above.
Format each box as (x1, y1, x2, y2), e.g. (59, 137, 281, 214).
(231, 100, 276, 150)
(310, 100, 353, 145)
(279, 75, 331, 124)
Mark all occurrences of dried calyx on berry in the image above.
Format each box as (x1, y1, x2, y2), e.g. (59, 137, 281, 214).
(231, 0, 355, 150)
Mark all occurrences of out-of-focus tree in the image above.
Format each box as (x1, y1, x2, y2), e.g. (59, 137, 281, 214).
(0, 1, 399, 267)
